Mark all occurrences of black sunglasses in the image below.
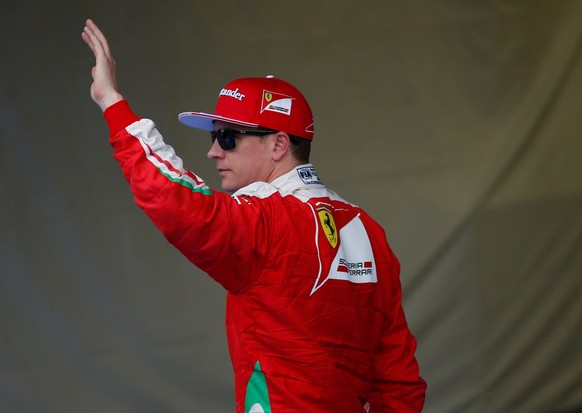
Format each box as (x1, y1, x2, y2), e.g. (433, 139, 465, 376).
(210, 128, 276, 150)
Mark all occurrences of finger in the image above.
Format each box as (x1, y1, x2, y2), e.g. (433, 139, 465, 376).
(81, 31, 97, 54)
(85, 19, 113, 60)
(83, 24, 106, 59)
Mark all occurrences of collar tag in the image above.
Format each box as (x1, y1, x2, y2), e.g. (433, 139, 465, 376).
(297, 166, 321, 185)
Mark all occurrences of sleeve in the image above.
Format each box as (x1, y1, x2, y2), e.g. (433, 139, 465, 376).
(103, 101, 270, 293)
(369, 299, 427, 412)
(368, 232, 427, 412)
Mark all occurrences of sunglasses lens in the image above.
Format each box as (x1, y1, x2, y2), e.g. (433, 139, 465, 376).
(211, 129, 236, 150)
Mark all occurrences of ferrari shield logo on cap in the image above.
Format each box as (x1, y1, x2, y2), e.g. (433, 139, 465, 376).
(261, 90, 293, 116)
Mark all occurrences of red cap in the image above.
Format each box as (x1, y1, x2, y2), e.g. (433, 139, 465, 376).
(178, 76, 314, 140)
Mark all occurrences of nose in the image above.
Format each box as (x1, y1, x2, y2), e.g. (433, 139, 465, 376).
(207, 138, 225, 159)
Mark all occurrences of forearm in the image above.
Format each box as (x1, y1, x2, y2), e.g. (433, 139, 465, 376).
(103, 100, 140, 134)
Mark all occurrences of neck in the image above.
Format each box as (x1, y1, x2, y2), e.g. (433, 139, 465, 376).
(265, 158, 302, 184)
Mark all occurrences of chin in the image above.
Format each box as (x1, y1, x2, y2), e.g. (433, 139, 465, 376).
(221, 181, 238, 194)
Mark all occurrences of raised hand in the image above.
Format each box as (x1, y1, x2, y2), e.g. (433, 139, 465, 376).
(82, 19, 124, 111)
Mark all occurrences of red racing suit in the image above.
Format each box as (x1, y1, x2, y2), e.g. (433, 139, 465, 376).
(104, 100, 426, 412)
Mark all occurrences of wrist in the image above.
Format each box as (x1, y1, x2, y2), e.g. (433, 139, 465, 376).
(98, 92, 124, 112)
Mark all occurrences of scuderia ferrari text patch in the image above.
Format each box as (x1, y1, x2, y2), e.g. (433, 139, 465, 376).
(311, 213, 377, 294)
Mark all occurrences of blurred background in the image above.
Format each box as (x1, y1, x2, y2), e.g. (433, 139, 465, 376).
(1, 1, 581, 412)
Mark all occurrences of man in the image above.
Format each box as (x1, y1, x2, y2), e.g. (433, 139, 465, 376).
(82, 19, 426, 413)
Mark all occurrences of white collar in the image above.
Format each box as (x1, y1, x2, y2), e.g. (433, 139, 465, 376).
(232, 164, 338, 202)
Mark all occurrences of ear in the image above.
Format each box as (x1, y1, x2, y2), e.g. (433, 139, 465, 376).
(271, 132, 291, 162)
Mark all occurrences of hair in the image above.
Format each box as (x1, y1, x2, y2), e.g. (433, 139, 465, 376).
(289, 135, 311, 163)
(256, 128, 311, 163)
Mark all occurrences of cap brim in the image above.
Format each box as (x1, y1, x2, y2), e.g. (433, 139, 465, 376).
(178, 112, 259, 131)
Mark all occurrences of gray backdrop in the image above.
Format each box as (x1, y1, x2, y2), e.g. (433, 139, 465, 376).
(1, 1, 581, 412)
